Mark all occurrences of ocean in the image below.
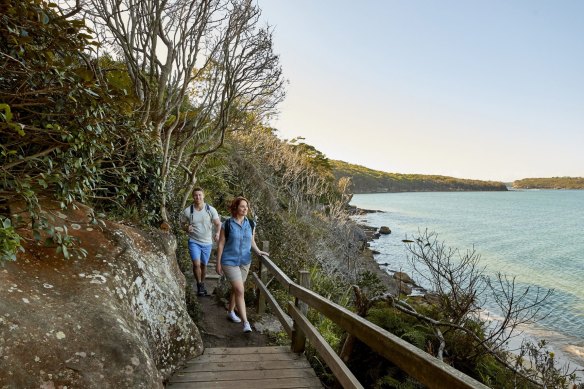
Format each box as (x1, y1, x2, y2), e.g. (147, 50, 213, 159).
(350, 190, 584, 375)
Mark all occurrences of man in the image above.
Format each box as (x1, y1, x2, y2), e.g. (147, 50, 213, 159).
(181, 187, 221, 296)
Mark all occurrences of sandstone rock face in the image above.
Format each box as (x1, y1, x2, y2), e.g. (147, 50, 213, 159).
(0, 201, 203, 388)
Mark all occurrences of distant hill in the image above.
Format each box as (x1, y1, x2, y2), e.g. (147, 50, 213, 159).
(332, 160, 508, 193)
(513, 177, 584, 189)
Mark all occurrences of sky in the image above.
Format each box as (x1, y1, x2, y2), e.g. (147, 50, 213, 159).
(256, 0, 584, 182)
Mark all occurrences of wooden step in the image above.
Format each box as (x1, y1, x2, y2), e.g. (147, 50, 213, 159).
(167, 346, 322, 388)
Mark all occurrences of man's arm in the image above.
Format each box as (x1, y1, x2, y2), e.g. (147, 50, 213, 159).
(213, 218, 221, 242)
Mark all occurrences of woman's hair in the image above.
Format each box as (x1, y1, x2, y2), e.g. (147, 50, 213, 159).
(229, 196, 249, 217)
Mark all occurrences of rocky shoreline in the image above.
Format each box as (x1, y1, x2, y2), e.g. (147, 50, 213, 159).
(350, 206, 584, 383)
(350, 206, 421, 297)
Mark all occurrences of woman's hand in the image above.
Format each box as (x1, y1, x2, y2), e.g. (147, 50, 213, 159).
(216, 228, 225, 276)
(256, 250, 269, 257)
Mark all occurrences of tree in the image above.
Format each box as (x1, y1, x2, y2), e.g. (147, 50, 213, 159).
(83, 0, 285, 222)
(339, 230, 580, 387)
(1, 1, 149, 219)
(211, 127, 369, 284)
(393, 230, 578, 387)
(224, 127, 335, 216)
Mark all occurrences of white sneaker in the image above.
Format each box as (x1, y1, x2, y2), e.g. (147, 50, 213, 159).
(243, 321, 252, 333)
(227, 311, 241, 323)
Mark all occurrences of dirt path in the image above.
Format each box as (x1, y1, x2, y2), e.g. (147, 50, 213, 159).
(194, 261, 273, 348)
(192, 239, 396, 349)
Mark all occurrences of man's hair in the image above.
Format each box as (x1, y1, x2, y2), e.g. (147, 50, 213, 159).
(193, 187, 204, 193)
(229, 196, 250, 217)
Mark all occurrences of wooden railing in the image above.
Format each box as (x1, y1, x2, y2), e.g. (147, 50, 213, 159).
(251, 243, 490, 389)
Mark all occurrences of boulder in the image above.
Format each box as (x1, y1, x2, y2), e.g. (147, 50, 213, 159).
(0, 201, 202, 388)
(393, 271, 414, 284)
(397, 281, 413, 296)
(379, 226, 391, 234)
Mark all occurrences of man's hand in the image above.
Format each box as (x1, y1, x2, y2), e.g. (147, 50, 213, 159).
(213, 231, 220, 242)
(187, 224, 195, 233)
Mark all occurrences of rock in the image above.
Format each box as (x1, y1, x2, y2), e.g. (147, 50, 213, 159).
(393, 271, 414, 284)
(371, 250, 381, 255)
(253, 313, 285, 334)
(360, 208, 382, 214)
(379, 226, 391, 234)
(397, 281, 413, 295)
(0, 200, 202, 388)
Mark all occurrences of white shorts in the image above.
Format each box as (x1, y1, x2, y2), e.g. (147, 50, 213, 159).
(222, 263, 251, 282)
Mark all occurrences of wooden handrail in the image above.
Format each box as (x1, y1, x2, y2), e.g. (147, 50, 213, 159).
(252, 272, 293, 336)
(288, 303, 363, 389)
(289, 283, 489, 389)
(259, 254, 293, 290)
(253, 254, 490, 389)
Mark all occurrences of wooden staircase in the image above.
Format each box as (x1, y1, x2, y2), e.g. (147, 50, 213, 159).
(167, 346, 322, 388)
(168, 247, 322, 388)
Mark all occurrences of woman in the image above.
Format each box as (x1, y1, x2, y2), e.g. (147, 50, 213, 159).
(216, 197, 268, 333)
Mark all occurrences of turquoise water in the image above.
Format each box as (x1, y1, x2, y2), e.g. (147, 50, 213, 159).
(351, 190, 584, 368)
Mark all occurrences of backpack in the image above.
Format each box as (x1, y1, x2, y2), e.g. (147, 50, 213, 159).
(190, 203, 213, 224)
(224, 217, 255, 241)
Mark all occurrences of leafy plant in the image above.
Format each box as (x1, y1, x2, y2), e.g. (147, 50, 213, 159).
(0, 217, 23, 262)
(1, 0, 162, 257)
(41, 224, 87, 260)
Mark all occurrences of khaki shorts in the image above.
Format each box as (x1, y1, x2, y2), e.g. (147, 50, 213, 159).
(223, 263, 251, 283)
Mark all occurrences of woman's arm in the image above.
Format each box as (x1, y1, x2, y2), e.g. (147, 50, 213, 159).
(251, 230, 269, 257)
(216, 227, 226, 275)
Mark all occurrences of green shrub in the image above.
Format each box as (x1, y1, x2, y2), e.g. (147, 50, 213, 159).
(357, 270, 386, 298)
(374, 374, 421, 389)
(0, 217, 23, 262)
(400, 328, 428, 350)
(1, 0, 161, 255)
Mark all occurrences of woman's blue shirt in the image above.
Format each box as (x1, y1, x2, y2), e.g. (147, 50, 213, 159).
(221, 218, 253, 266)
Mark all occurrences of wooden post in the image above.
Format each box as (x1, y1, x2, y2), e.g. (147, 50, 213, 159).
(291, 269, 310, 353)
(257, 241, 269, 314)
